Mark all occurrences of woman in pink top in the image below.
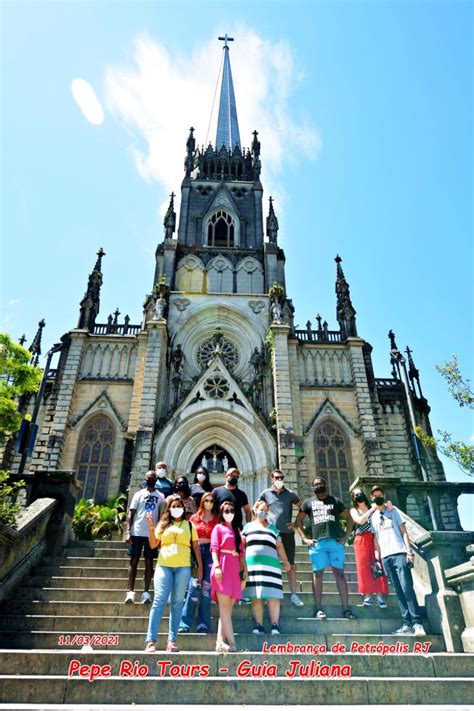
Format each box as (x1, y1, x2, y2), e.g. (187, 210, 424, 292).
(210, 502, 248, 652)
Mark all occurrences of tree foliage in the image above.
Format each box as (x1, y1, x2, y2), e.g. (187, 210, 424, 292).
(0, 333, 42, 444)
(0, 470, 25, 526)
(416, 355, 474, 477)
(72, 494, 127, 540)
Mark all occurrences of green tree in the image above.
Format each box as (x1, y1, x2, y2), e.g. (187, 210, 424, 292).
(416, 355, 474, 477)
(0, 333, 42, 444)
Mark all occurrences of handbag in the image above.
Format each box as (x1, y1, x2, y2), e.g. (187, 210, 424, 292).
(370, 560, 385, 579)
(187, 521, 199, 578)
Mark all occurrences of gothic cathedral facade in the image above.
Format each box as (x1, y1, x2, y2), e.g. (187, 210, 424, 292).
(26, 41, 462, 531)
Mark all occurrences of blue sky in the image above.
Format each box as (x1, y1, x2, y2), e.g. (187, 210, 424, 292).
(1, 1, 472, 528)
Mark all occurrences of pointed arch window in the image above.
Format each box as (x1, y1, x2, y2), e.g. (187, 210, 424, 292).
(207, 210, 235, 247)
(75, 414, 115, 503)
(314, 421, 352, 505)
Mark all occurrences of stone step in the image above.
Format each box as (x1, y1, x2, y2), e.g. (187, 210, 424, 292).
(0, 650, 470, 677)
(0, 630, 446, 652)
(0, 614, 407, 635)
(0, 599, 400, 620)
(2, 674, 470, 705)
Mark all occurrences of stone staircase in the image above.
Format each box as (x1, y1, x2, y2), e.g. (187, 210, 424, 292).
(0, 539, 472, 705)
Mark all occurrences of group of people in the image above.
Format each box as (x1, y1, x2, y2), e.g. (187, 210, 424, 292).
(125, 461, 425, 653)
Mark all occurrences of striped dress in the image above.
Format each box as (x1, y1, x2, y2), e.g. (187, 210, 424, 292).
(242, 521, 283, 600)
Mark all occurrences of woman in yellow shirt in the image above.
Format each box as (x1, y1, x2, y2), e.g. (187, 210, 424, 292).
(145, 494, 203, 652)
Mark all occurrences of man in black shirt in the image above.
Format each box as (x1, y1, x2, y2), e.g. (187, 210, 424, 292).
(295, 476, 355, 620)
(212, 467, 251, 530)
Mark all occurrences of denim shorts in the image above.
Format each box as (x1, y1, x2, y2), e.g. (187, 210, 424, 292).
(308, 538, 345, 571)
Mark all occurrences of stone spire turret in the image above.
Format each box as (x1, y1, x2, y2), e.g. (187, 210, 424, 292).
(266, 196, 279, 244)
(77, 247, 105, 332)
(335, 255, 357, 339)
(28, 318, 45, 366)
(163, 192, 176, 240)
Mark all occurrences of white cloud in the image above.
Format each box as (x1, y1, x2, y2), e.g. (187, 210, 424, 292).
(71, 78, 104, 125)
(8, 298, 20, 305)
(104, 27, 321, 222)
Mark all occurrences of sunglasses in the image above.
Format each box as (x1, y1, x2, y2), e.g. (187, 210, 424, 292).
(222, 508, 235, 513)
(273, 475, 284, 480)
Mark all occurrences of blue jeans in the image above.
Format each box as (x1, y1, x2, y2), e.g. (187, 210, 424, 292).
(383, 553, 421, 626)
(146, 565, 191, 643)
(180, 543, 212, 631)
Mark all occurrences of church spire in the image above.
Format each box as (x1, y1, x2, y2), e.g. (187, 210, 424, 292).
(163, 192, 176, 240)
(215, 35, 241, 150)
(77, 247, 105, 332)
(266, 196, 279, 244)
(335, 255, 357, 339)
(29, 318, 45, 366)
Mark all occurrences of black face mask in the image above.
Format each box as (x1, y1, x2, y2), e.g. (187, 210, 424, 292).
(354, 494, 365, 503)
(227, 476, 238, 486)
(314, 485, 326, 495)
(373, 495, 385, 506)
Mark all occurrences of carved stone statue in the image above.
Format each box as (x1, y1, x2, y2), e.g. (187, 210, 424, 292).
(249, 347, 263, 381)
(171, 344, 184, 374)
(154, 296, 167, 320)
(271, 300, 282, 323)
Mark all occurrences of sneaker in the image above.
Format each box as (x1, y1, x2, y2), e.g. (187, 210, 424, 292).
(252, 623, 265, 635)
(290, 593, 304, 607)
(271, 623, 281, 635)
(241, 597, 252, 604)
(376, 597, 387, 609)
(363, 596, 372, 606)
(124, 591, 136, 604)
(166, 642, 180, 652)
(141, 591, 152, 604)
(177, 626, 189, 633)
(413, 623, 426, 636)
(144, 642, 156, 653)
(392, 624, 414, 635)
(314, 608, 327, 620)
(196, 624, 209, 633)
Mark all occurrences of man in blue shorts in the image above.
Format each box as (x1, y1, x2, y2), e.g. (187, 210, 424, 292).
(295, 476, 356, 620)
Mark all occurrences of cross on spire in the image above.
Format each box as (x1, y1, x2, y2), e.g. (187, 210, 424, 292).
(218, 34, 234, 49)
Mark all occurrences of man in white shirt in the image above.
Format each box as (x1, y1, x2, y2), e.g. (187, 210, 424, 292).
(370, 485, 425, 636)
(125, 470, 164, 604)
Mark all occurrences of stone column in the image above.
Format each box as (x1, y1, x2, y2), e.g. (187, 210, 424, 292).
(129, 321, 168, 492)
(347, 337, 384, 477)
(39, 330, 87, 471)
(271, 323, 297, 489)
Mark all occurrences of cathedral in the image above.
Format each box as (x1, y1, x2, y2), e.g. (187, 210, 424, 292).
(24, 38, 462, 532)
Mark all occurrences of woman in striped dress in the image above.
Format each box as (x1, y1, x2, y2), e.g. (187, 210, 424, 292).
(242, 500, 291, 635)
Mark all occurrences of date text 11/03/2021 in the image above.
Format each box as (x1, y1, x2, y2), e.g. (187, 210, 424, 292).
(66, 640, 432, 682)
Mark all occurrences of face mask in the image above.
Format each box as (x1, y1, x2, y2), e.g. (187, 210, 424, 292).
(223, 512, 235, 522)
(256, 510, 267, 520)
(314, 485, 326, 495)
(274, 480, 284, 490)
(373, 496, 385, 506)
(354, 494, 365, 503)
(170, 507, 184, 519)
(227, 476, 238, 486)
(156, 469, 167, 478)
(197, 473, 206, 483)
(204, 501, 214, 510)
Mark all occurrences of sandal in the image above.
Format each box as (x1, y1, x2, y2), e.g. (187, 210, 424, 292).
(314, 608, 327, 620)
(166, 641, 180, 652)
(144, 642, 156, 653)
(343, 608, 357, 620)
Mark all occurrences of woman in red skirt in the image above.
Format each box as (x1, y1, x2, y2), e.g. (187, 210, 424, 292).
(350, 488, 389, 608)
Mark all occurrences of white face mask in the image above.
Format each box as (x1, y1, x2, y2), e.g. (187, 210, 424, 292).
(170, 507, 184, 519)
(223, 512, 235, 523)
(197, 473, 206, 483)
(274, 480, 284, 489)
(256, 510, 267, 520)
(204, 501, 214, 510)
(156, 468, 167, 478)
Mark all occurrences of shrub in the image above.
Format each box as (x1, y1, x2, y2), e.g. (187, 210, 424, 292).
(72, 493, 127, 540)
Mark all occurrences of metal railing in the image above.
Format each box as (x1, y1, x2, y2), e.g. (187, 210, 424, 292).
(294, 329, 342, 343)
(92, 323, 141, 336)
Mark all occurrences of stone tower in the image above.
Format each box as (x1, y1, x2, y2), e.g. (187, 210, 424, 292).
(26, 37, 464, 531)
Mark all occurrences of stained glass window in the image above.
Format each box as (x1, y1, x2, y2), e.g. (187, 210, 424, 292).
(314, 421, 351, 505)
(76, 415, 115, 503)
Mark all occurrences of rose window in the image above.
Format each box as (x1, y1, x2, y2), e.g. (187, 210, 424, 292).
(203, 376, 230, 399)
(197, 338, 239, 371)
